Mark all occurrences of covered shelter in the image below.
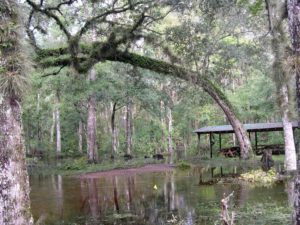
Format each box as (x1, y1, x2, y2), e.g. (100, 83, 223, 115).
(194, 121, 300, 158)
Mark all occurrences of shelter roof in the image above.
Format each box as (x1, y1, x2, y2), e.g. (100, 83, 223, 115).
(194, 121, 300, 134)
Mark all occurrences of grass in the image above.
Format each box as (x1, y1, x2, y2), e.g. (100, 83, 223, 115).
(27, 156, 163, 176)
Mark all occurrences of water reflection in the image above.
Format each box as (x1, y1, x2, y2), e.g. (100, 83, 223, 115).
(30, 168, 289, 224)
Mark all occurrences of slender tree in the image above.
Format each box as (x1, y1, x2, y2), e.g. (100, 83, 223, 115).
(87, 68, 98, 163)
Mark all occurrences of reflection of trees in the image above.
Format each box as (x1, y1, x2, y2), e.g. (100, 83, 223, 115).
(112, 176, 120, 212)
(79, 172, 194, 224)
(80, 178, 101, 218)
(51, 175, 64, 219)
(126, 176, 135, 211)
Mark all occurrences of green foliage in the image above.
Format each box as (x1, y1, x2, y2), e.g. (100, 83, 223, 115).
(240, 169, 278, 185)
(248, 0, 264, 15)
(176, 161, 191, 170)
(61, 156, 87, 170)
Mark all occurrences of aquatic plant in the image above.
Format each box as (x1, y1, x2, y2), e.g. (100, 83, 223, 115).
(176, 161, 191, 170)
(239, 169, 278, 185)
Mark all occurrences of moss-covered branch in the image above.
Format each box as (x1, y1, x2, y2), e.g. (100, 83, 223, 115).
(35, 45, 251, 158)
(36, 47, 234, 112)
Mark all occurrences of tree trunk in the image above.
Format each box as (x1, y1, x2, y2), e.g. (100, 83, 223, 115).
(36, 93, 41, 152)
(268, 1, 297, 171)
(201, 81, 252, 159)
(287, 1, 300, 220)
(160, 100, 166, 154)
(87, 68, 98, 163)
(167, 106, 174, 164)
(0, 97, 33, 225)
(78, 119, 83, 154)
(55, 101, 61, 157)
(0, 1, 33, 223)
(281, 84, 297, 171)
(108, 52, 253, 159)
(288, 0, 300, 118)
(160, 84, 166, 154)
(50, 110, 55, 145)
(125, 99, 133, 155)
(111, 102, 118, 157)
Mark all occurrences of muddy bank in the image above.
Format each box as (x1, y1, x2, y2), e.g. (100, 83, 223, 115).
(78, 164, 174, 179)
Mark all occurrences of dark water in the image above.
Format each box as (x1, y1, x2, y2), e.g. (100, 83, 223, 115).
(30, 166, 291, 225)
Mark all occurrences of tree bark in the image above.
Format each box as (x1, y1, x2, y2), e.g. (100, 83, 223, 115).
(281, 84, 297, 171)
(87, 68, 98, 163)
(111, 102, 118, 157)
(50, 110, 55, 144)
(36, 93, 41, 152)
(268, 1, 297, 171)
(125, 98, 133, 155)
(288, 0, 300, 118)
(287, 1, 300, 221)
(160, 84, 166, 154)
(201, 81, 252, 159)
(0, 1, 33, 223)
(0, 97, 33, 225)
(166, 106, 174, 163)
(55, 94, 61, 157)
(78, 119, 83, 154)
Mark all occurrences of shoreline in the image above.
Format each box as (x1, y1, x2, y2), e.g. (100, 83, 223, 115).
(77, 163, 175, 179)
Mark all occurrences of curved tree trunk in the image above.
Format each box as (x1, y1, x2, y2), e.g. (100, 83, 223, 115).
(109, 52, 253, 159)
(201, 80, 252, 159)
(36, 48, 253, 159)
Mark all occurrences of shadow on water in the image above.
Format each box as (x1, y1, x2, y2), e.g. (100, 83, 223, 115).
(30, 164, 292, 225)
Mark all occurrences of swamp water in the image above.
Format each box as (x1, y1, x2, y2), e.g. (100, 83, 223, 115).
(30, 165, 292, 225)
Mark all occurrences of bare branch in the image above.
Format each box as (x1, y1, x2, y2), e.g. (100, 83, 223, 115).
(25, 10, 39, 50)
(41, 65, 66, 77)
(77, 0, 153, 38)
(26, 0, 71, 39)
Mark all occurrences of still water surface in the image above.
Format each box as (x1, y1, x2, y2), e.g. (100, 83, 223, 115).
(30, 166, 290, 225)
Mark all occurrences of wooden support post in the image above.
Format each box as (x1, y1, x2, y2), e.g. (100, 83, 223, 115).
(248, 132, 251, 141)
(293, 129, 298, 154)
(209, 133, 213, 158)
(219, 133, 222, 152)
(255, 132, 258, 153)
